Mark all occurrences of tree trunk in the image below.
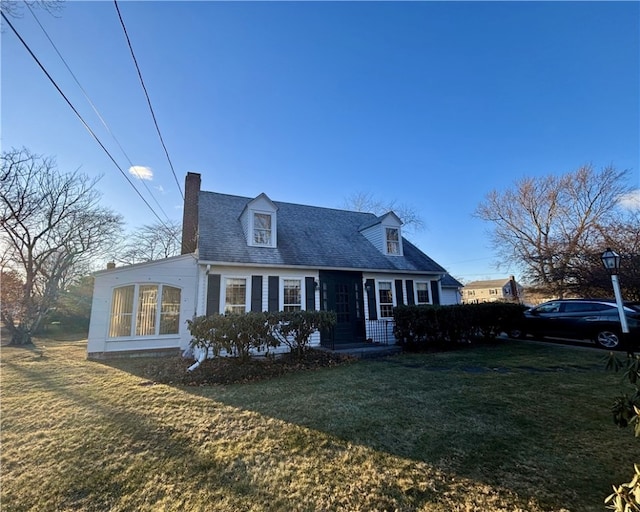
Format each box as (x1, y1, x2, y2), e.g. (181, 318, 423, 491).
(8, 326, 33, 346)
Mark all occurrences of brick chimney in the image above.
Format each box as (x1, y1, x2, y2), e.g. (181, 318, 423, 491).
(181, 172, 201, 254)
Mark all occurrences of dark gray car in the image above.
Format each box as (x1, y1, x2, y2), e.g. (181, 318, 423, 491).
(510, 299, 640, 349)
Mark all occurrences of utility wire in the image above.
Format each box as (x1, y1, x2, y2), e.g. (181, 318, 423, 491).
(24, 3, 174, 225)
(113, 0, 184, 201)
(1, 10, 171, 230)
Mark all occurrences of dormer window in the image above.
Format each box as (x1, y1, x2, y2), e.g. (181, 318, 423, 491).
(360, 211, 403, 256)
(253, 212, 273, 246)
(386, 228, 400, 255)
(240, 193, 278, 248)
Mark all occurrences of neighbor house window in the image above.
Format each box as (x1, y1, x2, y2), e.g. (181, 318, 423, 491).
(253, 212, 272, 246)
(378, 281, 394, 318)
(109, 284, 181, 338)
(225, 278, 247, 314)
(283, 279, 302, 311)
(416, 282, 430, 305)
(386, 228, 400, 255)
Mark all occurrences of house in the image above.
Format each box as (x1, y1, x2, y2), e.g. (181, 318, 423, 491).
(461, 276, 523, 304)
(87, 172, 459, 358)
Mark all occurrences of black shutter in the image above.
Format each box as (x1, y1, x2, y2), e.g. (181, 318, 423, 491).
(430, 280, 440, 305)
(251, 275, 263, 312)
(206, 274, 221, 316)
(395, 279, 404, 306)
(268, 276, 279, 312)
(305, 277, 316, 310)
(406, 280, 415, 305)
(365, 279, 377, 320)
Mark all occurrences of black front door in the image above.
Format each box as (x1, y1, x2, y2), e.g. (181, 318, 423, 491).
(319, 270, 366, 346)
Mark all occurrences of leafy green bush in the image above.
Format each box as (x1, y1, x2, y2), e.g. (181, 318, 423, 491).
(187, 310, 337, 361)
(605, 353, 640, 511)
(269, 310, 337, 356)
(394, 302, 526, 351)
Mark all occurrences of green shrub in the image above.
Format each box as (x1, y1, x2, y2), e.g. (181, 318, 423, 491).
(187, 310, 337, 361)
(187, 312, 278, 362)
(269, 310, 337, 356)
(394, 302, 526, 351)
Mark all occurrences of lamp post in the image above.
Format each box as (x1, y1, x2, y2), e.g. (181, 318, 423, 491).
(600, 248, 629, 335)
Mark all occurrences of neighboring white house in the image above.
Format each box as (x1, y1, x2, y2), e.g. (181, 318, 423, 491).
(461, 276, 524, 304)
(87, 172, 461, 358)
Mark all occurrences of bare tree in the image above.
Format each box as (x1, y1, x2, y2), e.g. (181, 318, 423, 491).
(342, 192, 425, 234)
(565, 209, 640, 301)
(0, 148, 123, 345)
(1, 0, 63, 18)
(115, 220, 182, 265)
(475, 165, 632, 298)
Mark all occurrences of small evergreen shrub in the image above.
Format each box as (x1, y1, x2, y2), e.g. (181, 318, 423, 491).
(394, 302, 526, 351)
(187, 310, 337, 361)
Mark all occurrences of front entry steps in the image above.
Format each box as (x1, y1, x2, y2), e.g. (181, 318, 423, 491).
(318, 342, 402, 360)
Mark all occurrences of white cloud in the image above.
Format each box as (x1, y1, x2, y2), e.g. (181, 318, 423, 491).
(619, 189, 640, 210)
(155, 185, 165, 194)
(129, 165, 153, 180)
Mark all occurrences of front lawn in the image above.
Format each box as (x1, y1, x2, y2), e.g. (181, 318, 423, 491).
(0, 339, 635, 511)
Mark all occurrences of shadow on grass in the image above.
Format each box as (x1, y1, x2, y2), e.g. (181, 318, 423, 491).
(100, 342, 622, 511)
(6, 339, 627, 511)
(2, 358, 300, 511)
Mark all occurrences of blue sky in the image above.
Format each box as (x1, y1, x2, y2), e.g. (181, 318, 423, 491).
(3, 1, 639, 283)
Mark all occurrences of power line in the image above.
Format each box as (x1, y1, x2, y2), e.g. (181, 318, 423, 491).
(1, 9, 172, 231)
(113, 0, 184, 201)
(24, 3, 174, 225)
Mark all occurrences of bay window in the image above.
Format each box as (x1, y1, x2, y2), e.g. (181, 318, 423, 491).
(109, 284, 181, 338)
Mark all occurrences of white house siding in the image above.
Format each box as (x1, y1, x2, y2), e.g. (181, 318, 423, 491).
(87, 254, 198, 358)
(441, 287, 461, 305)
(359, 225, 385, 253)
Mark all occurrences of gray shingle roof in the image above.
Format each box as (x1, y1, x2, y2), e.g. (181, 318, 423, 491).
(197, 191, 447, 274)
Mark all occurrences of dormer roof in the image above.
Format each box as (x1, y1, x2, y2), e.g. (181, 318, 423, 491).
(358, 211, 403, 231)
(239, 192, 278, 219)
(197, 191, 446, 274)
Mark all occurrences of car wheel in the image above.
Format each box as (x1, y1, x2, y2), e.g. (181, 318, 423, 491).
(594, 329, 621, 349)
(508, 328, 526, 339)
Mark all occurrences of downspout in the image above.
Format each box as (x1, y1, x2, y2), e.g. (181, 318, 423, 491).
(187, 346, 206, 372)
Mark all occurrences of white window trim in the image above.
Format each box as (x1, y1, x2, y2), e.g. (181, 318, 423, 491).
(280, 277, 306, 311)
(384, 227, 403, 256)
(222, 276, 250, 314)
(377, 280, 395, 318)
(250, 210, 277, 248)
(108, 283, 182, 340)
(414, 281, 432, 305)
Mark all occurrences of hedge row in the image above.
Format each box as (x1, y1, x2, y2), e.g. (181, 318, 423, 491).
(393, 302, 526, 351)
(187, 310, 337, 361)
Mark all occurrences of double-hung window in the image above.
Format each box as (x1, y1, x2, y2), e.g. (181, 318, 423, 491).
(283, 279, 302, 311)
(253, 212, 272, 246)
(225, 278, 247, 314)
(386, 228, 400, 255)
(109, 284, 181, 338)
(378, 281, 394, 318)
(416, 282, 430, 305)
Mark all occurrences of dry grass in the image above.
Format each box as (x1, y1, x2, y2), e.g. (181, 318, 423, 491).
(1, 338, 635, 511)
